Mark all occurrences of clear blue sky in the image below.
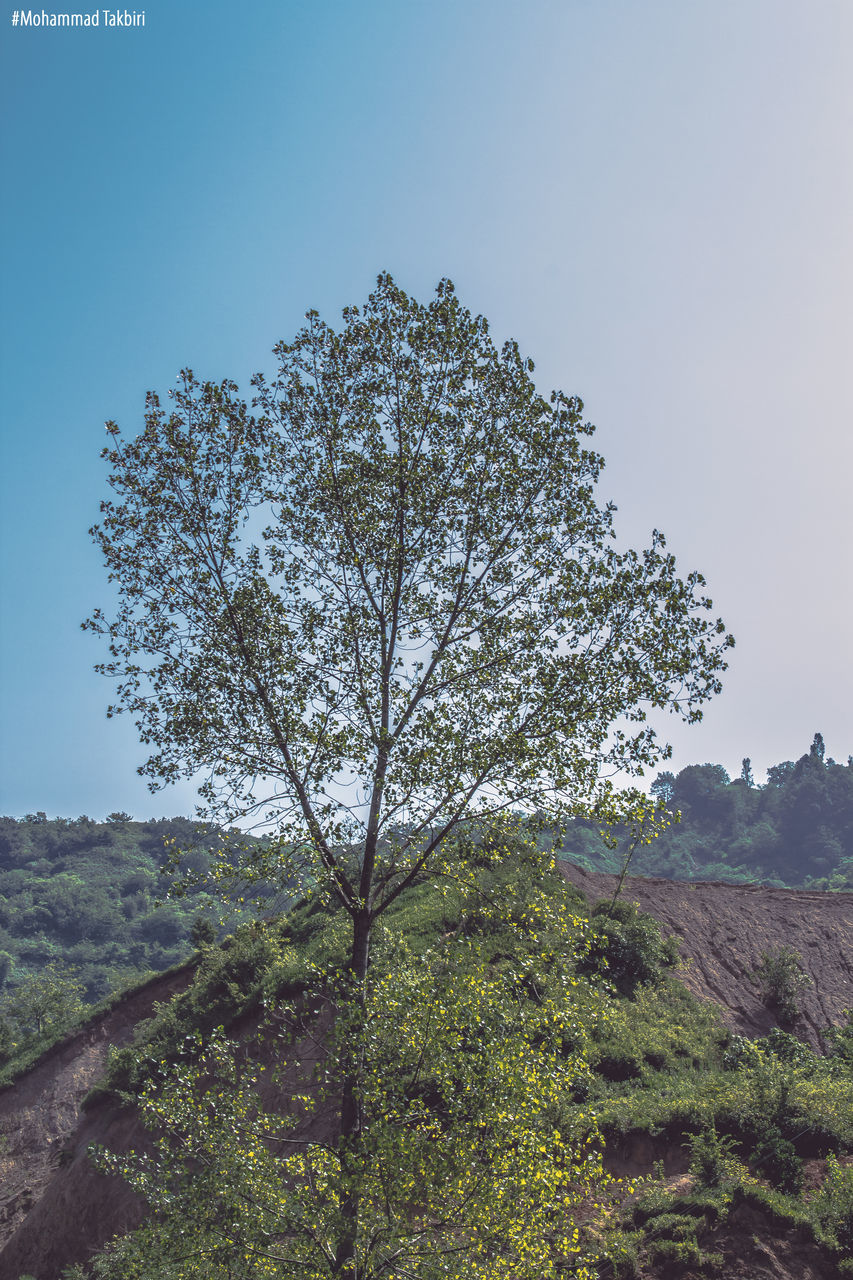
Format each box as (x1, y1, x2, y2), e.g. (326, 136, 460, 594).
(1, 0, 851, 820)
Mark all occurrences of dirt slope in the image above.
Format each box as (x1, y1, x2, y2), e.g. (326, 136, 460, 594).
(560, 864, 853, 1048)
(0, 967, 194, 1279)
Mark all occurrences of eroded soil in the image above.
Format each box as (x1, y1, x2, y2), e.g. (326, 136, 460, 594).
(560, 864, 853, 1048)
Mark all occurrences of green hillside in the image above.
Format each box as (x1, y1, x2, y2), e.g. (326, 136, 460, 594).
(53, 839, 853, 1278)
(0, 814, 276, 1005)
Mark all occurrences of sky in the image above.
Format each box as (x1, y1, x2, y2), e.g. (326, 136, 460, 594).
(1, 0, 851, 821)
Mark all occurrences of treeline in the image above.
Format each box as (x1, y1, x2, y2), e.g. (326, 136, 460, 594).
(562, 734, 853, 889)
(0, 813, 274, 1002)
(2, 734, 849, 1007)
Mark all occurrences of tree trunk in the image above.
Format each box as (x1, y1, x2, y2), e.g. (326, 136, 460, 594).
(333, 908, 371, 1279)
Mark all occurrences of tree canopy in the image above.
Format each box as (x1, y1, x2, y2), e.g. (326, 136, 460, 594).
(85, 274, 733, 1277)
(563, 737, 853, 889)
(87, 273, 731, 925)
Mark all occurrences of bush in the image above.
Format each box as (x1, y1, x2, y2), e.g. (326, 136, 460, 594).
(688, 1124, 738, 1188)
(753, 947, 810, 1026)
(753, 1125, 803, 1194)
(826, 1009, 853, 1068)
(810, 1153, 853, 1254)
(580, 899, 678, 996)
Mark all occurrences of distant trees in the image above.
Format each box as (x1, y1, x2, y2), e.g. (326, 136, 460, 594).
(0, 960, 85, 1059)
(0, 815, 261, 1010)
(631, 736, 853, 887)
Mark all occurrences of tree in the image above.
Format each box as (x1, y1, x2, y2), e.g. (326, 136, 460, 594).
(650, 770, 676, 807)
(190, 913, 217, 948)
(91, 846, 609, 1280)
(86, 274, 732, 1275)
(1, 961, 85, 1040)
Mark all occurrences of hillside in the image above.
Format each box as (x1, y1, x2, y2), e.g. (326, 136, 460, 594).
(559, 864, 853, 1049)
(0, 816, 279, 1015)
(0, 862, 851, 1280)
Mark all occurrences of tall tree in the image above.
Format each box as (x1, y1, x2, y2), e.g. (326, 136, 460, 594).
(86, 274, 732, 1275)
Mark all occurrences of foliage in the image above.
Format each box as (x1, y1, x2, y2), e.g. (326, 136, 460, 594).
(809, 1152, 853, 1254)
(560, 738, 853, 888)
(752, 1126, 803, 1193)
(83, 274, 731, 1276)
(0, 960, 85, 1053)
(579, 898, 678, 997)
(826, 1008, 853, 1066)
(91, 856, 608, 1279)
(687, 1124, 739, 1188)
(753, 946, 811, 1026)
(0, 813, 268, 1005)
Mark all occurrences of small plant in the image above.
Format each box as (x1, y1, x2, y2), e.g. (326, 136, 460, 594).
(753, 946, 810, 1026)
(826, 1009, 853, 1067)
(810, 1152, 853, 1254)
(752, 1125, 803, 1194)
(722, 1033, 762, 1071)
(688, 1124, 738, 1188)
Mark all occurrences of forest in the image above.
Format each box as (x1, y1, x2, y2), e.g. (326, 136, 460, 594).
(0, 814, 275, 1010)
(563, 734, 853, 890)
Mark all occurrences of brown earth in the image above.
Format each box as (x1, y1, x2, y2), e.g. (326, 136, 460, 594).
(0, 967, 195, 1280)
(1, 874, 851, 1279)
(559, 863, 853, 1049)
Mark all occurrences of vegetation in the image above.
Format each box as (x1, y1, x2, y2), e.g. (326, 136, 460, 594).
(0, 813, 274, 1013)
(753, 945, 811, 1027)
(66, 842, 853, 1279)
(0, 960, 85, 1061)
(82, 273, 731, 1278)
(561, 733, 853, 888)
(88, 842, 615, 1279)
(589, 995, 853, 1277)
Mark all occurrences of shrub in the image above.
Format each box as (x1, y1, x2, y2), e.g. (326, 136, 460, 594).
(810, 1153, 853, 1254)
(753, 946, 810, 1026)
(722, 1034, 762, 1071)
(688, 1124, 738, 1188)
(826, 1009, 853, 1069)
(753, 1125, 803, 1194)
(580, 899, 678, 997)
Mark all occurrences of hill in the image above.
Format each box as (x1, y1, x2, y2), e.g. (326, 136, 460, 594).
(0, 856, 851, 1280)
(0, 815, 278, 1013)
(559, 864, 853, 1049)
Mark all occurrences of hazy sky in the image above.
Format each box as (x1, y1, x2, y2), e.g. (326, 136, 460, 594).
(1, 0, 851, 820)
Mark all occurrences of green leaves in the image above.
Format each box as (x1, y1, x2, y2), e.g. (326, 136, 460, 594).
(85, 274, 733, 1278)
(90, 844, 609, 1280)
(87, 274, 732, 916)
